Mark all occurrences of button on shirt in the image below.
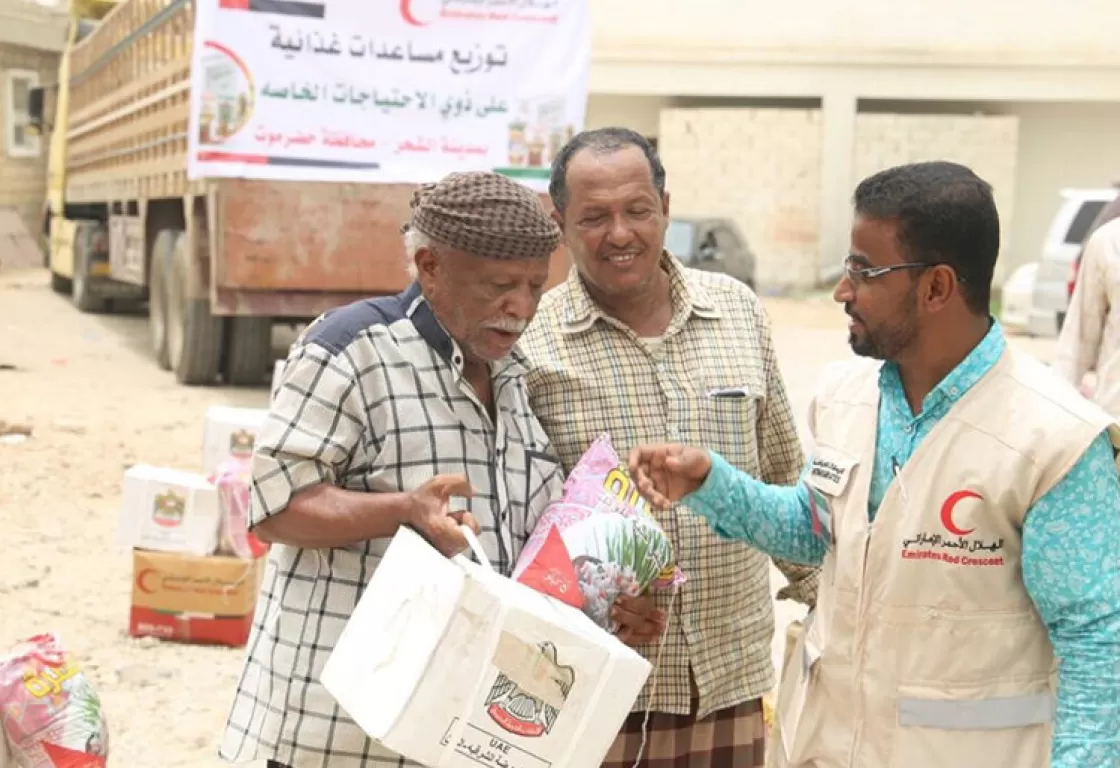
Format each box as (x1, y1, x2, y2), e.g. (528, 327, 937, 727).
(519, 255, 820, 719)
(220, 283, 564, 768)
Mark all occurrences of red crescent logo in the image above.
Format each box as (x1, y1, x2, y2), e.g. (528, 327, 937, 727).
(400, 0, 431, 26)
(940, 490, 982, 536)
(136, 568, 159, 595)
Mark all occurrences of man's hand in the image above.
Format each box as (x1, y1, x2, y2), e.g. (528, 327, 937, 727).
(612, 593, 667, 646)
(627, 444, 713, 508)
(407, 474, 480, 558)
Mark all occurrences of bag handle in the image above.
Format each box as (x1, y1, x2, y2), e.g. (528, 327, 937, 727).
(458, 525, 493, 571)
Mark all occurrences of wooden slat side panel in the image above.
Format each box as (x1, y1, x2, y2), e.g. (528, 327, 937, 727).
(66, 0, 191, 203)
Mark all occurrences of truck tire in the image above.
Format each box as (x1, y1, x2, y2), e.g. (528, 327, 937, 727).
(50, 272, 71, 294)
(148, 230, 176, 370)
(166, 229, 223, 385)
(72, 220, 109, 313)
(223, 316, 272, 386)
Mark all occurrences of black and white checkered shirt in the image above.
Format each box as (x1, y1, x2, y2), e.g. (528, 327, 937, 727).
(220, 283, 564, 767)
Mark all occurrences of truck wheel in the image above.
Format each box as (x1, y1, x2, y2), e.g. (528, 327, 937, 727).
(148, 230, 176, 370)
(223, 317, 273, 386)
(166, 230, 223, 385)
(50, 272, 71, 294)
(72, 220, 109, 313)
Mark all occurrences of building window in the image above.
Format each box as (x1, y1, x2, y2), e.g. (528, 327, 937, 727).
(6, 70, 41, 158)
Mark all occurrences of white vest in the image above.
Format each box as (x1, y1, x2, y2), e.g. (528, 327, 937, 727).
(769, 349, 1120, 768)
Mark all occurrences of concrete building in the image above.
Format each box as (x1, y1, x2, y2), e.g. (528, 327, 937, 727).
(584, 0, 1120, 292)
(0, 0, 65, 262)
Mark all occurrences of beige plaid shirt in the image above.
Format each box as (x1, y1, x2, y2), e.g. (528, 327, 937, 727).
(519, 255, 819, 719)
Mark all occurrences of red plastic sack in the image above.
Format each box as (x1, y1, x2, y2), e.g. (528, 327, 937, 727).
(0, 634, 108, 768)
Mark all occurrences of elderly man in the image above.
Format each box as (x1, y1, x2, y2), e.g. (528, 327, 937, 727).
(219, 172, 566, 768)
(519, 126, 819, 767)
(628, 161, 1120, 768)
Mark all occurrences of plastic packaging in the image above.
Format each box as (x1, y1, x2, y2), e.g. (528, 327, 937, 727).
(513, 434, 685, 629)
(0, 633, 108, 768)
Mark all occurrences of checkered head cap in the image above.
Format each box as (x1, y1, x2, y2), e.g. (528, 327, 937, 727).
(401, 171, 561, 260)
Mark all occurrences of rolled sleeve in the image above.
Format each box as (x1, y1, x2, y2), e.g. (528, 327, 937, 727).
(249, 343, 367, 528)
(685, 452, 825, 567)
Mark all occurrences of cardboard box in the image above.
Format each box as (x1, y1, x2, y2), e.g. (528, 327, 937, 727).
(129, 550, 263, 647)
(202, 406, 268, 477)
(118, 465, 222, 556)
(322, 527, 652, 768)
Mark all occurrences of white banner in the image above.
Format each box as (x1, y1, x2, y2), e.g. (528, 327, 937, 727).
(187, 0, 590, 189)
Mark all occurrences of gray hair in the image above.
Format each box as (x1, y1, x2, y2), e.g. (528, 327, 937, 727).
(402, 227, 434, 279)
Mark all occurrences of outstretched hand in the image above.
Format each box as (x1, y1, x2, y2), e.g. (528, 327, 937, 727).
(627, 444, 713, 509)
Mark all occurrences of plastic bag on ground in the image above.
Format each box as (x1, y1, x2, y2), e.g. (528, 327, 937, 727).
(0, 633, 108, 768)
(513, 434, 685, 629)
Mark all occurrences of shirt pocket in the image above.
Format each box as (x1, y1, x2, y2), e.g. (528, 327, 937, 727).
(694, 384, 763, 463)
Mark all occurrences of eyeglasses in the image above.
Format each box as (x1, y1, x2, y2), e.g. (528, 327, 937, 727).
(841, 256, 964, 286)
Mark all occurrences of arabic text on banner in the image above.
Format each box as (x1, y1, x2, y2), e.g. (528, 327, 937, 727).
(186, 0, 590, 188)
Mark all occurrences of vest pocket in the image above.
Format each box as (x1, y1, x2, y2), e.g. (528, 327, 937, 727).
(890, 681, 1053, 768)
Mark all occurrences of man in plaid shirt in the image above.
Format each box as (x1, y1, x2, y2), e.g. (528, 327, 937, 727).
(219, 172, 566, 768)
(519, 128, 819, 767)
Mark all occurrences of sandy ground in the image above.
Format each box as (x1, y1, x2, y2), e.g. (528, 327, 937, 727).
(0, 267, 1057, 766)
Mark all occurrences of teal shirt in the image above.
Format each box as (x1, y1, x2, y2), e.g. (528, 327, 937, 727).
(687, 322, 1120, 767)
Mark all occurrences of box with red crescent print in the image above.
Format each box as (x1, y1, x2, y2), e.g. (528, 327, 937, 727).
(322, 526, 652, 768)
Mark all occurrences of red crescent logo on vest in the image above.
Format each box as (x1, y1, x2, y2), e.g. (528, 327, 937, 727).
(940, 490, 982, 536)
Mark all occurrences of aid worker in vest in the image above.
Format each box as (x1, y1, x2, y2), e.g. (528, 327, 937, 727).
(626, 161, 1120, 768)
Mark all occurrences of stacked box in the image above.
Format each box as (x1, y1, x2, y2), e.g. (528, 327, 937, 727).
(129, 550, 263, 647)
(118, 405, 270, 647)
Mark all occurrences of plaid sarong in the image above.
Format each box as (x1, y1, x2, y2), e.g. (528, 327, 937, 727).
(601, 698, 766, 768)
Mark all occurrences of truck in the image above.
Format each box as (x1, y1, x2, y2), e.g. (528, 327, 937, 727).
(32, 0, 569, 386)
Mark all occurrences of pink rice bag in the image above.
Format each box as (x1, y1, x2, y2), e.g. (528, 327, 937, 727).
(0, 634, 108, 768)
(513, 434, 685, 630)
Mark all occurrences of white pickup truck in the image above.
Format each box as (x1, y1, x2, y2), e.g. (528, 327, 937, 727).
(1027, 187, 1119, 337)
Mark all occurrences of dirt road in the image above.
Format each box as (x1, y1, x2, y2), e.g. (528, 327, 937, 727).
(0, 268, 270, 768)
(0, 267, 1056, 766)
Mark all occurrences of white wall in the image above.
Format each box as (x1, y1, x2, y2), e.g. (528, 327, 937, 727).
(585, 95, 662, 137)
(658, 108, 823, 291)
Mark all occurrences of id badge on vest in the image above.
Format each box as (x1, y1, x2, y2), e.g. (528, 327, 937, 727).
(804, 446, 859, 548)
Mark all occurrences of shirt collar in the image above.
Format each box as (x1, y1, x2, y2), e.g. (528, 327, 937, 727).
(558, 251, 720, 335)
(404, 282, 528, 378)
(879, 318, 1007, 414)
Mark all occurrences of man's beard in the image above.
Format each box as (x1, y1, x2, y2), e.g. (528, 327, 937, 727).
(847, 294, 919, 361)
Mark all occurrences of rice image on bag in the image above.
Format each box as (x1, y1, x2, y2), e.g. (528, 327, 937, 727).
(513, 434, 685, 630)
